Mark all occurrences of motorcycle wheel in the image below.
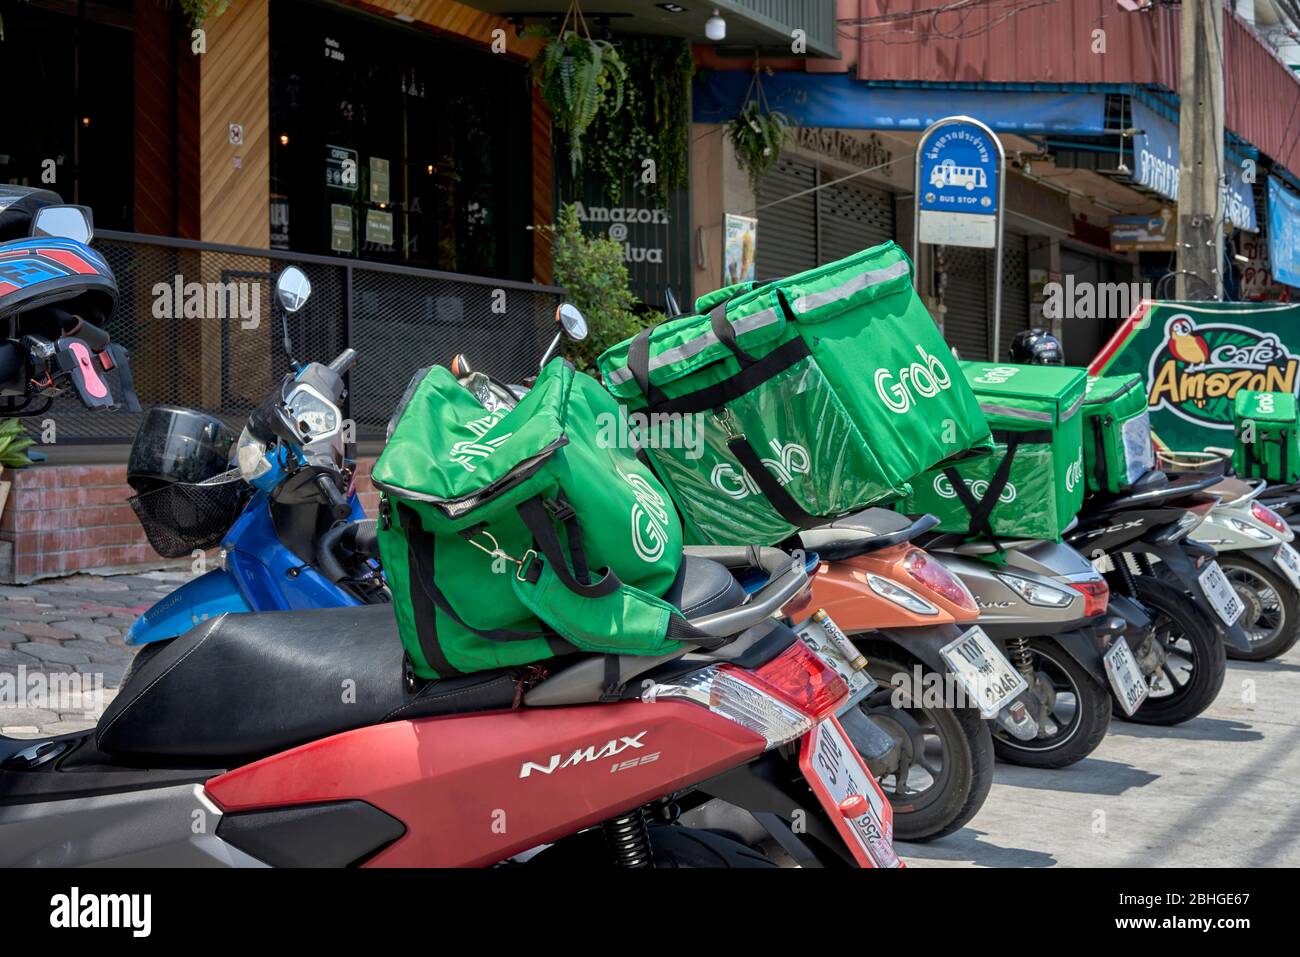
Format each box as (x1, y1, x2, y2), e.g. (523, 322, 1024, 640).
(528, 825, 778, 868)
(1217, 553, 1300, 661)
(853, 648, 993, 842)
(120, 639, 173, 689)
(1124, 576, 1226, 725)
(991, 639, 1111, 769)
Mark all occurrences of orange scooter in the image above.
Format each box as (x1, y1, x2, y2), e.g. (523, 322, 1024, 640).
(793, 509, 1041, 842)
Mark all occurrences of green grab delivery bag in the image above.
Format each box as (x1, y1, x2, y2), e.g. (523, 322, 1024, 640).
(1232, 390, 1300, 483)
(371, 359, 688, 680)
(596, 241, 993, 546)
(902, 362, 1087, 542)
(1081, 374, 1154, 493)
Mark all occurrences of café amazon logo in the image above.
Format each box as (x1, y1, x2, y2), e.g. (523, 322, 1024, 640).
(1146, 314, 1300, 428)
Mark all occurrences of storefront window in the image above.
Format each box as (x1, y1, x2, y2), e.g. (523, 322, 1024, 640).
(270, 0, 530, 280)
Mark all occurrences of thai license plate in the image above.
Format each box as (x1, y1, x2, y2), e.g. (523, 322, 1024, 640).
(799, 716, 902, 868)
(939, 626, 1029, 719)
(796, 613, 877, 714)
(1103, 637, 1149, 717)
(1198, 561, 1244, 625)
(1274, 543, 1300, 591)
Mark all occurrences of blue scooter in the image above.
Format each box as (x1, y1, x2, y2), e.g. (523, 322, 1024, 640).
(124, 270, 589, 678)
(124, 266, 386, 674)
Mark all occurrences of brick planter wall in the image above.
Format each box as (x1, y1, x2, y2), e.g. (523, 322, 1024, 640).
(0, 459, 380, 584)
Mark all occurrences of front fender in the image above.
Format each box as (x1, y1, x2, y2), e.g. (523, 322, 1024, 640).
(124, 568, 252, 646)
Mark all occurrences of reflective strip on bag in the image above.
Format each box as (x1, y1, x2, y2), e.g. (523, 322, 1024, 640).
(605, 307, 782, 386)
(789, 258, 910, 314)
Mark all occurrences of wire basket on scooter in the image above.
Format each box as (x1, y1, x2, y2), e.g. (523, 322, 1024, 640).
(129, 468, 248, 558)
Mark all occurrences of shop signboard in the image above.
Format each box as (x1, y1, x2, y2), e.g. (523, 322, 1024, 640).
(1089, 299, 1300, 452)
(370, 157, 390, 205)
(723, 214, 757, 286)
(331, 204, 353, 253)
(326, 145, 358, 191)
(1267, 177, 1300, 289)
(1109, 211, 1176, 252)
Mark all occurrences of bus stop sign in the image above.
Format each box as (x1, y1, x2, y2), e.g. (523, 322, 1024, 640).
(916, 117, 1003, 249)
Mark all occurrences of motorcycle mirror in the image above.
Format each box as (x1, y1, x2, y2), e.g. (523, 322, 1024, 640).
(30, 205, 94, 244)
(275, 266, 312, 314)
(555, 303, 588, 341)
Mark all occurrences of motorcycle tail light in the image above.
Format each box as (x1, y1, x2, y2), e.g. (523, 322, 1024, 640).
(641, 643, 847, 748)
(1069, 579, 1110, 617)
(1251, 501, 1289, 535)
(746, 641, 849, 722)
(902, 548, 978, 613)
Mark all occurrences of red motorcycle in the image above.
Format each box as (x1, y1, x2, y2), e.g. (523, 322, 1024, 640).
(0, 547, 899, 869)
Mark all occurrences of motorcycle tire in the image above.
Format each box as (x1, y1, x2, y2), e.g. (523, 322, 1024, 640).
(1217, 553, 1300, 662)
(1124, 575, 1226, 725)
(120, 639, 173, 689)
(991, 638, 1111, 769)
(528, 825, 778, 868)
(854, 646, 994, 842)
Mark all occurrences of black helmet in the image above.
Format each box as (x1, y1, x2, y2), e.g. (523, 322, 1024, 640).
(1009, 328, 1064, 365)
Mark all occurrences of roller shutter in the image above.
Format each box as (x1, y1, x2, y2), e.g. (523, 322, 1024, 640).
(755, 157, 818, 280)
(819, 177, 895, 261)
(942, 245, 989, 361)
(997, 235, 1030, 361)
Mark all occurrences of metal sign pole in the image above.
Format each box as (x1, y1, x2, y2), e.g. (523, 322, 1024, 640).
(990, 132, 1006, 362)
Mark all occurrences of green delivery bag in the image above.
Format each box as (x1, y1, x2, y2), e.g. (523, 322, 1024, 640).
(902, 362, 1087, 541)
(1081, 374, 1154, 493)
(596, 241, 993, 546)
(1232, 390, 1300, 483)
(372, 359, 689, 680)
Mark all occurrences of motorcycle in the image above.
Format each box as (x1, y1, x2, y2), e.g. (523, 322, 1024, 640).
(792, 509, 1039, 839)
(1066, 470, 1239, 725)
(1189, 476, 1300, 661)
(921, 529, 1125, 768)
(0, 539, 906, 868)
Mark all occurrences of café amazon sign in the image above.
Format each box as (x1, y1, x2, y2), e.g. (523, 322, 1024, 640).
(1089, 300, 1300, 452)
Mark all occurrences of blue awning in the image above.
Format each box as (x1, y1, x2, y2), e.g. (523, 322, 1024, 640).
(694, 72, 1108, 135)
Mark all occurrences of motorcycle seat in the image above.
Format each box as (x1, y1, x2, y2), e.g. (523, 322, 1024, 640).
(95, 556, 745, 763)
(796, 508, 939, 562)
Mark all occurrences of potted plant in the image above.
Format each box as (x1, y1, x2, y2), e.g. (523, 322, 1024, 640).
(725, 64, 790, 189)
(0, 418, 35, 521)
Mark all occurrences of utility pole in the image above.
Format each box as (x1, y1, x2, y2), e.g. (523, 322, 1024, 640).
(1177, 0, 1225, 300)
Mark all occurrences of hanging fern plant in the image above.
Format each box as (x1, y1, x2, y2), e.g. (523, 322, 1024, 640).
(726, 65, 790, 190)
(532, 1, 627, 176)
(583, 37, 695, 203)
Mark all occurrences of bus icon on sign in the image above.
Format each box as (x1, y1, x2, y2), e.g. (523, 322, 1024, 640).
(930, 159, 986, 191)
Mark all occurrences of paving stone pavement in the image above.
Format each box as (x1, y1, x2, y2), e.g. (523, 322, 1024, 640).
(0, 570, 198, 737)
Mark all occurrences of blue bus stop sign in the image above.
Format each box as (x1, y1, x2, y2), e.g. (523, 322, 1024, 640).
(916, 117, 1003, 249)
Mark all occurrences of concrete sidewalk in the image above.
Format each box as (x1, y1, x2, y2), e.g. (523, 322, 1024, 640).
(3, 572, 1298, 867)
(897, 643, 1300, 867)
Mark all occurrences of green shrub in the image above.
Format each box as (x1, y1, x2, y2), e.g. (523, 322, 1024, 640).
(0, 419, 35, 469)
(548, 203, 658, 374)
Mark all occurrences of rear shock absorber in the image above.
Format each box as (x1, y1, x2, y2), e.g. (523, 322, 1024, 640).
(602, 808, 653, 868)
(1005, 636, 1035, 679)
(1116, 551, 1139, 596)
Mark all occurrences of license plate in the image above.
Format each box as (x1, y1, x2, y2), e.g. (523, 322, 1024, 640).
(1275, 543, 1300, 591)
(1103, 637, 1149, 717)
(796, 613, 877, 715)
(939, 626, 1029, 719)
(1198, 561, 1244, 625)
(799, 716, 902, 868)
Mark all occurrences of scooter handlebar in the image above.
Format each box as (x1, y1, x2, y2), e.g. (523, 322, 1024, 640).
(316, 473, 352, 520)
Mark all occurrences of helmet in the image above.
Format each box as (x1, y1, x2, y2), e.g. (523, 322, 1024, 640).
(1008, 328, 1064, 365)
(0, 237, 117, 329)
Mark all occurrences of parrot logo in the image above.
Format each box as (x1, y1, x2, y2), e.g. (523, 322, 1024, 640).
(1165, 316, 1211, 367)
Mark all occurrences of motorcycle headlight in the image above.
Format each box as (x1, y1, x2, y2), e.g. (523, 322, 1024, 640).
(236, 427, 272, 482)
(996, 573, 1076, 608)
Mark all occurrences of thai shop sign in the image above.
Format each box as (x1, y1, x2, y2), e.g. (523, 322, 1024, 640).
(1267, 177, 1300, 288)
(1089, 300, 1300, 451)
(1131, 101, 1256, 232)
(554, 155, 690, 312)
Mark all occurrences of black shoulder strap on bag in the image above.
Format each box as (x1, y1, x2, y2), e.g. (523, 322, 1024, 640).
(517, 495, 622, 598)
(709, 302, 759, 366)
(726, 434, 836, 531)
(945, 428, 1053, 550)
(398, 505, 550, 678)
(626, 325, 668, 407)
(1091, 417, 1109, 491)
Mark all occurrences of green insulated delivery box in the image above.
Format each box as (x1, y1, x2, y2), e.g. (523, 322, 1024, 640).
(902, 362, 1087, 541)
(596, 241, 994, 546)
(1232, 390, 1300, 483)
(1081, 374, 1154, 494)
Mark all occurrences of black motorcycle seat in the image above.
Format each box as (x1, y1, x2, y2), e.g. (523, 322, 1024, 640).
(96, 556, 744, 762)
(796, 508, 938, 562)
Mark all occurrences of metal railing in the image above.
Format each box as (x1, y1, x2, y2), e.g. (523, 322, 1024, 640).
(37, 231, 565, 445)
